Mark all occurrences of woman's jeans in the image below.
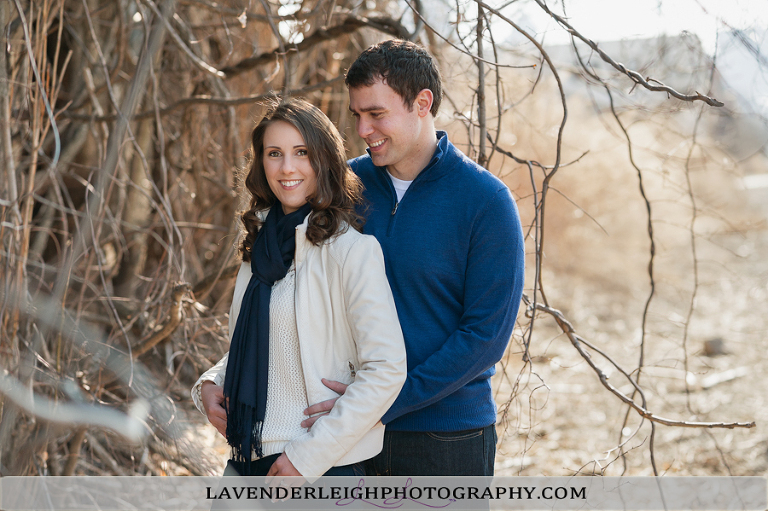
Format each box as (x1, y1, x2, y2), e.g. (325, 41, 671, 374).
(224, 454, 365, 477)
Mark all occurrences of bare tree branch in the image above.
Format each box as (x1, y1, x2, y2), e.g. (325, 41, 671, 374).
(403, 0, 535, 69)
(141, 0, 226, 78)
(0, 372, 150, 441)
(533, 301, 755, 430)
(219, 14, 412, 79)
(131, 283, 190, 357)
(61, 76, 346, 121)
(532, 0, 724, 107)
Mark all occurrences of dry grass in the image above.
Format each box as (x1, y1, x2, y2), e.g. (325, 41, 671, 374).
(482, 71, 768, 476)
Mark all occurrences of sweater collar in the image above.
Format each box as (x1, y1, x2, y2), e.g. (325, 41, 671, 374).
(368, 131, 452, 183)
(420, 131, 450, 182)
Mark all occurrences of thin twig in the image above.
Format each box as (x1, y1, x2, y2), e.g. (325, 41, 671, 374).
(12, 0, 61, 169)
(219, 14, 411, 78)
(532, 0, 724, 107)
(141, 0, 225, 78)
(475, 2, 487, 167)
(60, 76, 346, 122)
(403, 0, 535, 70)
(534, 302, 755, 430)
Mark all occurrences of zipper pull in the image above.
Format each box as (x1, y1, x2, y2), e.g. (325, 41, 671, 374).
(391, 202, 398, 215)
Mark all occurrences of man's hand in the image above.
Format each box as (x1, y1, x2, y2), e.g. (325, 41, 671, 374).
(300, 379, 348, 429)
(201, 381, 227, 437)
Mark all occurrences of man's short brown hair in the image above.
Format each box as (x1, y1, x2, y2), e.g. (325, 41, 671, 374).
(345, 39, 443, 116)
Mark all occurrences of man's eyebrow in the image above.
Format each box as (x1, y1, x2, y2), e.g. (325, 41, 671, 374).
(348, 105, 386, 113)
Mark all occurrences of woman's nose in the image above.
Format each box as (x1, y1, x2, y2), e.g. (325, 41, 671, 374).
(280, 155, 295, 173)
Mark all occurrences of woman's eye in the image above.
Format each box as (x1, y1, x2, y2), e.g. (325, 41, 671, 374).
(297, 149, 308, 156)
(268, 150, 281, 157)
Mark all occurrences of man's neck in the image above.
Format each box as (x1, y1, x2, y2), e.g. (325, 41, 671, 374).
(387, 132, 439, 182)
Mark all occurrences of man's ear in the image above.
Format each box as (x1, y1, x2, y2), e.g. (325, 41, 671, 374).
(415, 89, 433, 117)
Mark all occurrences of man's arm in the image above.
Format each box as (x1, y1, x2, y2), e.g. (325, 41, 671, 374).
(381, 187, 524, 423)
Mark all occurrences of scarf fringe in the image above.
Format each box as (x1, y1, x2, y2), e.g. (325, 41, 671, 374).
(225, 403, 265, 476)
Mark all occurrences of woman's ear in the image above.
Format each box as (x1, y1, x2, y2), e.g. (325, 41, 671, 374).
(415, 89, 434, 117)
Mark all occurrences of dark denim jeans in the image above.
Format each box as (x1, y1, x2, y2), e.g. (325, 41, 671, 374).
(364, 424, 496, 476)
(213, 455, 364, 511)
(223, 454, 365, 477)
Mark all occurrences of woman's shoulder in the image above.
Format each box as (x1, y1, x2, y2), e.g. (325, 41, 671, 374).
(325, 224, 381, 262)
(327, 221, 364, 248)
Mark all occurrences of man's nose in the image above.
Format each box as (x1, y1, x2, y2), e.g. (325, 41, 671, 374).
(357, 118, 374, 138)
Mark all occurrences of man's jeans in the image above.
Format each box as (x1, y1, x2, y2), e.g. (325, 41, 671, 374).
(364, 424, 496, 476)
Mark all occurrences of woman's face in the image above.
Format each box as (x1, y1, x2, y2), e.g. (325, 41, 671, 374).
(262, 120, 318, 214)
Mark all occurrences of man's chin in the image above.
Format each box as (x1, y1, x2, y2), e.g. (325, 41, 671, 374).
(370, 154, 389, 168)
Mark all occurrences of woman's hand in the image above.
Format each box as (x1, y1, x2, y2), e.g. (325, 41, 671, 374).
(266, 453, 303, 478)
(266, 453, 305, 495)
(201, 381, 227, 437)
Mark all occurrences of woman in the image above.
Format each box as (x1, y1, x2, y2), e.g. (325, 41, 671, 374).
(191, 98, 406, 480)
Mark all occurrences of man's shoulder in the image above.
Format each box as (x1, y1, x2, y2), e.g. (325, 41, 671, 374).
(348, 154, 383, 190)
(348, 154, 374, 175)
(443, 142, 508, 196)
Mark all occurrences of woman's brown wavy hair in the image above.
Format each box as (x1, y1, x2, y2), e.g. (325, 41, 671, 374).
(240, 98, 364, 262)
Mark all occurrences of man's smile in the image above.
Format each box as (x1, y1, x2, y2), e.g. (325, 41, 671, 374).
(368, 139, 386, 149)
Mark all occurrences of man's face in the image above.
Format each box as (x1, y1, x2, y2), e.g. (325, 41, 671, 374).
(348, 79, 425, 177)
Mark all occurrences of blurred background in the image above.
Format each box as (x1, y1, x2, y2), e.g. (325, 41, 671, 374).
(0, 0, 765, 477)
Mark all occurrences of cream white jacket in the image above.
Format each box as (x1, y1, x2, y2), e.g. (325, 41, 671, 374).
(192, 215, 406, 480)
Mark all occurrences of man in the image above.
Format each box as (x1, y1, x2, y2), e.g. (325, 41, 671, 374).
(302, 39, 525, 476)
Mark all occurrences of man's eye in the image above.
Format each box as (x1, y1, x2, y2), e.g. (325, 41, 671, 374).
(372, 112, 384, 119)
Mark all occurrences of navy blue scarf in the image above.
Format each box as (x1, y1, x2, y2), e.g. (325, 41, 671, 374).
(223, 202, 312, 473)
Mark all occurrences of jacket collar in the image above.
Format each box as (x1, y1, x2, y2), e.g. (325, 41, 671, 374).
(294, 213, 311, 265)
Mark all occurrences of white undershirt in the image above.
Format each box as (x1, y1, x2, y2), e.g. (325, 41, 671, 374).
(387, 171, 413, 202)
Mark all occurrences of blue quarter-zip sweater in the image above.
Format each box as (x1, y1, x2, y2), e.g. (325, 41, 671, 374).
(349, 131, 525, 432)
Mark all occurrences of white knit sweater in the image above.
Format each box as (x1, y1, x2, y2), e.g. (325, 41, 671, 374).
(192, 264, 309, 459)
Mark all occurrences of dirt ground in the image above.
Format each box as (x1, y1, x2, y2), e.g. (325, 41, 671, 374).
(494, 181, 768, 477)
